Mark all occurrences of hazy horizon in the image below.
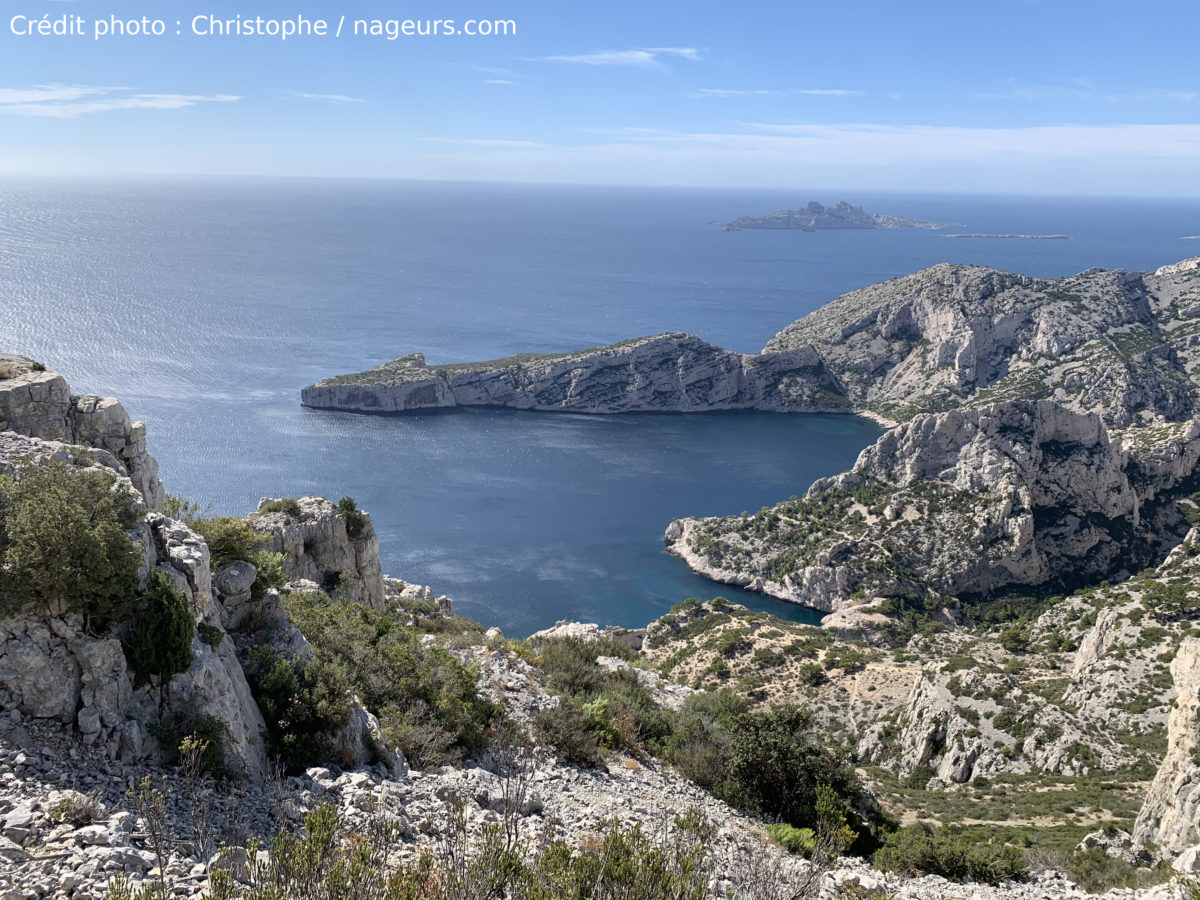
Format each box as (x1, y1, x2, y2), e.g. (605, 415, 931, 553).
(2, 0, 1199, 197)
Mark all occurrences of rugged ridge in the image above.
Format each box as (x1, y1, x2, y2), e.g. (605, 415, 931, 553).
(666, 400, 1200, 613)
(302, 332, 846, 415)
(766, 258, 1200, 428)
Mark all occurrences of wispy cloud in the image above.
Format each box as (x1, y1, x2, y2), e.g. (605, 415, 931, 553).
(485, 80, 514, 86)
(539, 47, 701, 67)
(283, 91, 366, 104)
(0, 85, 239, 118)
(797, 88, 861, 96)
(0, 85, 120, 104)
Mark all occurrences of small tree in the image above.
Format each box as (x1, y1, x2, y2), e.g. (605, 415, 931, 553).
(127, 569, 194, 683)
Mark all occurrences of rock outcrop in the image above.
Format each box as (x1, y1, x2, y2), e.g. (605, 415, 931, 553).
(253, 496, 385, 609)
(0, 354, 164, 506)
(667, 400, 1200, 614)
(301, 333, 846, 415)
(1134, 637, 1200, 858)
(0, 511, 270, 778)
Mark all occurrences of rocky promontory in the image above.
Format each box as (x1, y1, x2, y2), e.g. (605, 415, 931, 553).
(302, 332, 847, 415)
(723, 200, 955, 232)
(305, 257, 1200, 432)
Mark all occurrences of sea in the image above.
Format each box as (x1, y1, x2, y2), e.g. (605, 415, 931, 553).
(0, 178, 1196, 635)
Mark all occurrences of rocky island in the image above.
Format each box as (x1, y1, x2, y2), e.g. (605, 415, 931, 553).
(722, 200, 956, 232)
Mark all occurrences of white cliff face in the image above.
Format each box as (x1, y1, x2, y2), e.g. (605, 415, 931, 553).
(767, 259, 1200, 429)
(1134, 638, 1200, 858)
(0, 357, 164, 507)
(668, 400, 1200, 615)
(254, 497, 384, 609)
(301, 333, 846, 415)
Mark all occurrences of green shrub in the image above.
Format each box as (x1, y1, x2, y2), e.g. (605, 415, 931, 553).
(251, 652, 352, 773)
(192, 517, 270, 569)
(534, 698, 604, 767)
(282, 591, 498, 769)
(0, 460, 140, 620)
(999, 627, 1030, 654)
(250, 550, 286, 600)
(767, 823, 817, 855)
(29, 361, 46, 372)
(150, 713, 227, 777)
(197, 622, 224, 650)
(257, 498, 302, 519)
(873, 823, 1028, 884)
(126, 569, 195, 681)
(1066, 846, 1164, 893)
(156, 494, 208, 524)
(337, 496, 367, 539)
(723, 705, 867, 835)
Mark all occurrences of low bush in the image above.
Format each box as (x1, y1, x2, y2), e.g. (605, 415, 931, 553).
(257, 498, 302, 519)
(197, 622, 224, 650)
(249, 550, 286, 600)
(767, 823, 817, 855)
(873, 823, 1028, 884)
(533, 698, 604, 767)
(46, 790, 102, 827)
(192, 516, 270, 569)
(149, 713, 227, 778)
(251, 652, 352, 773)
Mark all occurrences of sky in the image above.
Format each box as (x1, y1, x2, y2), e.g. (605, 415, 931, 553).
(1, 0, 1199, 194)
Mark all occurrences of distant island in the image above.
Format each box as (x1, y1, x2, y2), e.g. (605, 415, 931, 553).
(944, 233, 1070, 240)
(722, 200, 956, 232)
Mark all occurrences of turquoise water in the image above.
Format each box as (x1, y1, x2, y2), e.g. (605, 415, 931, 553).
(1, 178, 1196, 634)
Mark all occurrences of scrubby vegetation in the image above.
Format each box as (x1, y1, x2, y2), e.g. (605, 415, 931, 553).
(873, 823, 1028, 884)
(256, 498, 302, 519)
(266, 590, 499, 771)
(529, 636, 886, 853)
(337, 496, 367, 538)
(0, 460, 140, 620)
(192, 516, 271, 570)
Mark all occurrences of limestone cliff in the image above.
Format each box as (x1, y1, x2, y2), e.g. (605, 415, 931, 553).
(1133, 637, 1200, 858)
(0, 354, 163, 506)
(301, 332, 846, 415)
(666, 400, 1200, 614)
(766, 258, 1200, 429)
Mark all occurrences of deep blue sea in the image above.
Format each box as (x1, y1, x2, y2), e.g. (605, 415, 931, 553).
(1, 178, 1196, 634)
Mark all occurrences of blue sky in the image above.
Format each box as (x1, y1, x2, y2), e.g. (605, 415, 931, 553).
(2, 0, 1199, 194)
